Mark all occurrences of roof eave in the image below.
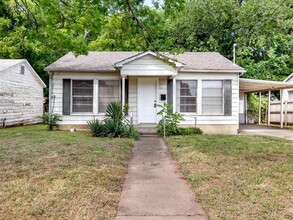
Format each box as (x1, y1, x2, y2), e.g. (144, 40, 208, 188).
(240, 78, 293, 93)
(45, 68, 119, 73)
(179, 69, 246, 73)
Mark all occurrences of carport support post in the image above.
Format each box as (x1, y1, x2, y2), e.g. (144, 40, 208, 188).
(258, 92, 262, 125)
(268, 90, 271, 127)
(280, 89, 284, 129)
(244, 93, 248, 124)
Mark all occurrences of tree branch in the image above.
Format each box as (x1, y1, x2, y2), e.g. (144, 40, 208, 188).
(124, 0, 156, 50)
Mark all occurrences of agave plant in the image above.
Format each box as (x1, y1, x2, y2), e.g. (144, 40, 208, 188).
(87, 101, 139, 139)
(106, 101, 129, 124)
(87, 119, 105, 137)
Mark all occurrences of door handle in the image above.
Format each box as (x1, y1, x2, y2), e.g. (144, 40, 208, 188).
(154, 100, 157, 108)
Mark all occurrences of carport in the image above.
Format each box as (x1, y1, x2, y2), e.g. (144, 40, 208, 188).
(239, 78, 293, 128)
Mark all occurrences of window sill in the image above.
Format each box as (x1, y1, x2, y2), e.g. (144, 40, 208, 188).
(180, 113, 198, 116)
(201, 113, 225, 116)
(69, 113, 106, 116)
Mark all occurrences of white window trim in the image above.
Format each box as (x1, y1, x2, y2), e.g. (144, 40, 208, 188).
(176, 80, 198, 114)
(98, 79, 121, 114)
(201, 80, 225, 116)
(71, 79, 94, 114)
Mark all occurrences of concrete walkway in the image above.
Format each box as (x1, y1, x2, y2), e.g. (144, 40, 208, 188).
(115, 137, 208, 220)
(239, 124, 293, 141)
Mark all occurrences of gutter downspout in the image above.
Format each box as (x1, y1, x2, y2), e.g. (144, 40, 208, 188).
(48, 71, 55, 130)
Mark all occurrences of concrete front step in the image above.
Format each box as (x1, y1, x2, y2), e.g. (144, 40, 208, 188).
(141, 134, 160, 138)
(135, 124, 157, 135)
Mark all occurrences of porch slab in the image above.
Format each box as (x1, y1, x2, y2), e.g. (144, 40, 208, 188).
(115, 137, 207, 219)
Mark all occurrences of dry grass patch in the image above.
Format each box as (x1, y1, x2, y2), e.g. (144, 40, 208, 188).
(0, 125, 133, 219)
(167, 135, 293, 220)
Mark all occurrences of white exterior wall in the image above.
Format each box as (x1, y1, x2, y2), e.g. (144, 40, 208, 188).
(121, 54, 176, 76)
(51, 72, 120, 125)
(176, 72, 239, 127)
(128, 77, 138, 124)
(50, 55, 240, 134)
(283, 76, 293, 100)
(0, 63, 44, 126)
(52, 71, 239, 130)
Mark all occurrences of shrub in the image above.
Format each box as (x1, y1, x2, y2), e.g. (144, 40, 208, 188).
(87, 101, 140, 139)
(247, 93, 268, 124)
(39, 113, 62, 130)
(87, 119, 106, 137)
(156, 103, 184, 136)
(156, 103, 203, 136)
(123, 125, 140, 140)
(179, 127, 203, 135)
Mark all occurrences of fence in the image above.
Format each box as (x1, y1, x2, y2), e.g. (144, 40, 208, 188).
(270, 100, 293, 126)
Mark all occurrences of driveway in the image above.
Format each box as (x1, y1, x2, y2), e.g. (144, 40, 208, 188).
(239, 124, 293, 141)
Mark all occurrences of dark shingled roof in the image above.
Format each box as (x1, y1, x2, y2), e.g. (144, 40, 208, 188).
(45, 51, 245, 72)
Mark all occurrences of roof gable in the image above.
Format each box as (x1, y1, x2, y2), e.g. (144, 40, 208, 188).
(0, 59, 24, 72)
(114, 51, 184, 68)
(0, 59, 46, 88)
(284, 73, 293, 82)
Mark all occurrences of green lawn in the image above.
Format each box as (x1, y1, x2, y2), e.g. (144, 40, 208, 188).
(0, 125, 133, 219)
(167, 135, 293, 220)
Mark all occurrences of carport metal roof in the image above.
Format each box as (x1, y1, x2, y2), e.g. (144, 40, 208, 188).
(240, 78, 293, 93)
(240, 78, 293, 130)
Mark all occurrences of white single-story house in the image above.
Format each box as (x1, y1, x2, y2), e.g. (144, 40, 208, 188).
(0, 59, 46, 127)
(45, 51, 293, 134)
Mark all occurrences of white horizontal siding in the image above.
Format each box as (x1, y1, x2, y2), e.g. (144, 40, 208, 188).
(158, 77, 167, 106)
(0, 63, 43, 126)
(51, 72, 121, 125)
(51, 71, 240, 127)
(176, 72, 239, 125)
(58, 115, 107, 125)
(121, 54, 176, 76)
(128, 77, 138, 124)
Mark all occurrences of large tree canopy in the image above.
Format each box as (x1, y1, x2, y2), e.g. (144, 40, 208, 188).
(0, 0, 292, 93)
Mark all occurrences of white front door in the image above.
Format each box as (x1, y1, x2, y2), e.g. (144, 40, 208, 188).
(138, 78, 158, 123)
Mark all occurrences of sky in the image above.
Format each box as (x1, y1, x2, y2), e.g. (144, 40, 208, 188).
(144, 0, 155, 7)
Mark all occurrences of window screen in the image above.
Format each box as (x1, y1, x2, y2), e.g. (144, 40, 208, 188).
(99, 80, 120, 113)
(176, 80, 197, 113)
(72, 80, 93, 113)
(202, 80, 223, 114)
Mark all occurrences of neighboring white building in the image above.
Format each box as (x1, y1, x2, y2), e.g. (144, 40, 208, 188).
(283, 73, 293, 100)
(0, 59, 46, 127)
(45, 51, 245, 134)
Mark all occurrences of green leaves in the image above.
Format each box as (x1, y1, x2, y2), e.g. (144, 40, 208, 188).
(0, 0, 292, 88)
(171, 0, 293, 80)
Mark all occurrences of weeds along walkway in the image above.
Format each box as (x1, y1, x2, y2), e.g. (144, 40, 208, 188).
(115, 137, 208, 220)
